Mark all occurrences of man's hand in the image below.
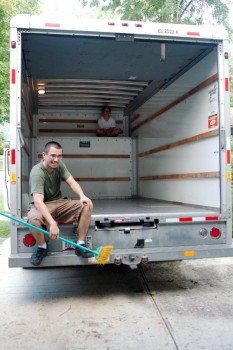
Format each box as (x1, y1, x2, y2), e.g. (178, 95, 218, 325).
(49, 222, 60, 240)
(80, 195, 93, 212)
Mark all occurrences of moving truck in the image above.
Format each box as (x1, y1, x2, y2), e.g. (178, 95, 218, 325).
(7, 14, 232, 267)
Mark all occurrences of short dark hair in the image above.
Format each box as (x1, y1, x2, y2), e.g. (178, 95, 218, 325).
(102, 105, 111, 113)
(44, 141, 62, 153)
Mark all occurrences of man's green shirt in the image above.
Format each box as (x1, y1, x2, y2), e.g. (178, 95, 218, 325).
(29, 161, 71, 203)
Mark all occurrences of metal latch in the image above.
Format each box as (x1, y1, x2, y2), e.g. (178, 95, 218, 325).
(95, 218, 158, 231)
(124, 228, 131, 234)
(115, 34, 134, 42)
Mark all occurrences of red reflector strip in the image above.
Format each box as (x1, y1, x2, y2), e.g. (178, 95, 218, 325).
(205, 216, 218, 221)
(187, 31, 200, 36)
(225, 78, 229, 91)
(227, 150, 231, 164)
(179, 217, 193, 222)
(108, 22, 115, 26)
(11, 69, 16, 84)
(135, 23, 142, 27)
(11, 149, 16, 164)
(45, 22, 60, 28)
(122, 22, 129, 26)
(166, 216, 219, 223)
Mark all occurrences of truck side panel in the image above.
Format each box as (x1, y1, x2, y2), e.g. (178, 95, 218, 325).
(132, 49, 220, 208)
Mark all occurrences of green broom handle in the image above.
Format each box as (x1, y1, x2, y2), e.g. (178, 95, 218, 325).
(0, 211, 97, 255)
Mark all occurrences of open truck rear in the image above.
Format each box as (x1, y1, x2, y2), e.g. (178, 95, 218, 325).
(7, 14, 232, 267)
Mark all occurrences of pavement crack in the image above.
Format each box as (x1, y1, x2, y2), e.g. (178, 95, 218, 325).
(59, 305, 71, 317)
(138, 265, 179, 350)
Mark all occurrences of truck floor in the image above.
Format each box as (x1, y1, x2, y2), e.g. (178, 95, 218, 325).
(91, 198, 219, 218)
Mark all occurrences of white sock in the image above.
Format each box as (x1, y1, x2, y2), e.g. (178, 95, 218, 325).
(38, 243, 47, 249)
(78, 240, 85, 245)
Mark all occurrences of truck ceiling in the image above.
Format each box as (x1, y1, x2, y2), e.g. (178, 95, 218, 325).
(21, 32, 216, 112)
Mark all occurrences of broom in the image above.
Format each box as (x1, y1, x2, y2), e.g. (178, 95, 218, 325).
(0, 211, 113, 264)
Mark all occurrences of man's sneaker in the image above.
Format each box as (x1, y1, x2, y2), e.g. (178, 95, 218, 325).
(30, 244, 48, 266)
(75, 244, 94, 258)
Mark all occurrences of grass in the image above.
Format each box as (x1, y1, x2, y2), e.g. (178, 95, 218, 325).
(0, 221, 10, 238)
(0, 195, 10, 239)
(0, 194, 4, 211)
(0, 159, 10, 238)
(0, 155, 2, 171)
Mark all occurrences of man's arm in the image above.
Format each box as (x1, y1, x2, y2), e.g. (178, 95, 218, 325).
(33, 192, 60, 239)
(66, 176, 93, 212)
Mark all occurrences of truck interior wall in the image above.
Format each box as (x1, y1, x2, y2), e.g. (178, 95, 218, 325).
(35, 137, 133, 200)
(37, 109, 126, 137)
(131, 48, 220, 208)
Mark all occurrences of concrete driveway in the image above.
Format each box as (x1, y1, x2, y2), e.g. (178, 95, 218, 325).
(1, 238, 233, 349)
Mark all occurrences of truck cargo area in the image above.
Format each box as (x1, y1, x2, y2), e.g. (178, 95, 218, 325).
(8, 16, 232, 267)
(92, 198, 219, 218)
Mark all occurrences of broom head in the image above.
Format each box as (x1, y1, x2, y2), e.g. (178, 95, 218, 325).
(95, 245, 113, 264)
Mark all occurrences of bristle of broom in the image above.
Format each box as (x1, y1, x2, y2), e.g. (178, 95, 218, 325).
(97, 246, 113, 264)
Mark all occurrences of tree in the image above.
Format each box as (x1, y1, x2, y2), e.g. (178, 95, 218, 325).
(0, 0, 41, 124)
(0, 130, 5, 148)
(81, 0, 232, 30)
(0, 129, 9, 155)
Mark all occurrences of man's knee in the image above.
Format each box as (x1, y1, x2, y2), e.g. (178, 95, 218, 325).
(28, 218, 42, 228)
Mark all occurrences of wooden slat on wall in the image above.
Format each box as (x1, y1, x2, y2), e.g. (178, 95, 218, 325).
(39, 129, 96, 134)
(131, 74, 218, 132)
(39, 118, 123, 134)
(22, 176, 29, 182)
(74, 177, 131, 181)
(139, 172, 219, 180)
(64, 154, 130, 159)
(139, 130, 219, 157)
(39, 118, 123, 124)
(36, 154, 131, 182)
(38, 154, 130, 159)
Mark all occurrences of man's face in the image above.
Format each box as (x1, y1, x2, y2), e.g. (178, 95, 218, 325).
(103, 107, 110, 120)
(42, 146, 63, 171)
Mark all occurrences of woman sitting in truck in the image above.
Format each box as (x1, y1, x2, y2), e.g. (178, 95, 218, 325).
(96, 106, 123, 137)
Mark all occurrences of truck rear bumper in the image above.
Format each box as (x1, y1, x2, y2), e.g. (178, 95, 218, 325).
(8, 244, 233, 268)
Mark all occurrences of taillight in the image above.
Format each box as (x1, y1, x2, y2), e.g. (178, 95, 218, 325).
(210, 227, 221, 239)
(23, 234, 36, 247)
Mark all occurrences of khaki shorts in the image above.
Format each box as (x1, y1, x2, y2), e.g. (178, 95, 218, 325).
(27, 198, 83, 226)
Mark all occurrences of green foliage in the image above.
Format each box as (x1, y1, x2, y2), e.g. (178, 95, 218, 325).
(0, 194, 4, 212)
(0, 221, 10, 238)
(0, 129, 9, 155)
(81, 0, 232, 29)
(0, 0, 41, 124)
(0, 186, 10, 239)
(0, 130, 5, 148)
